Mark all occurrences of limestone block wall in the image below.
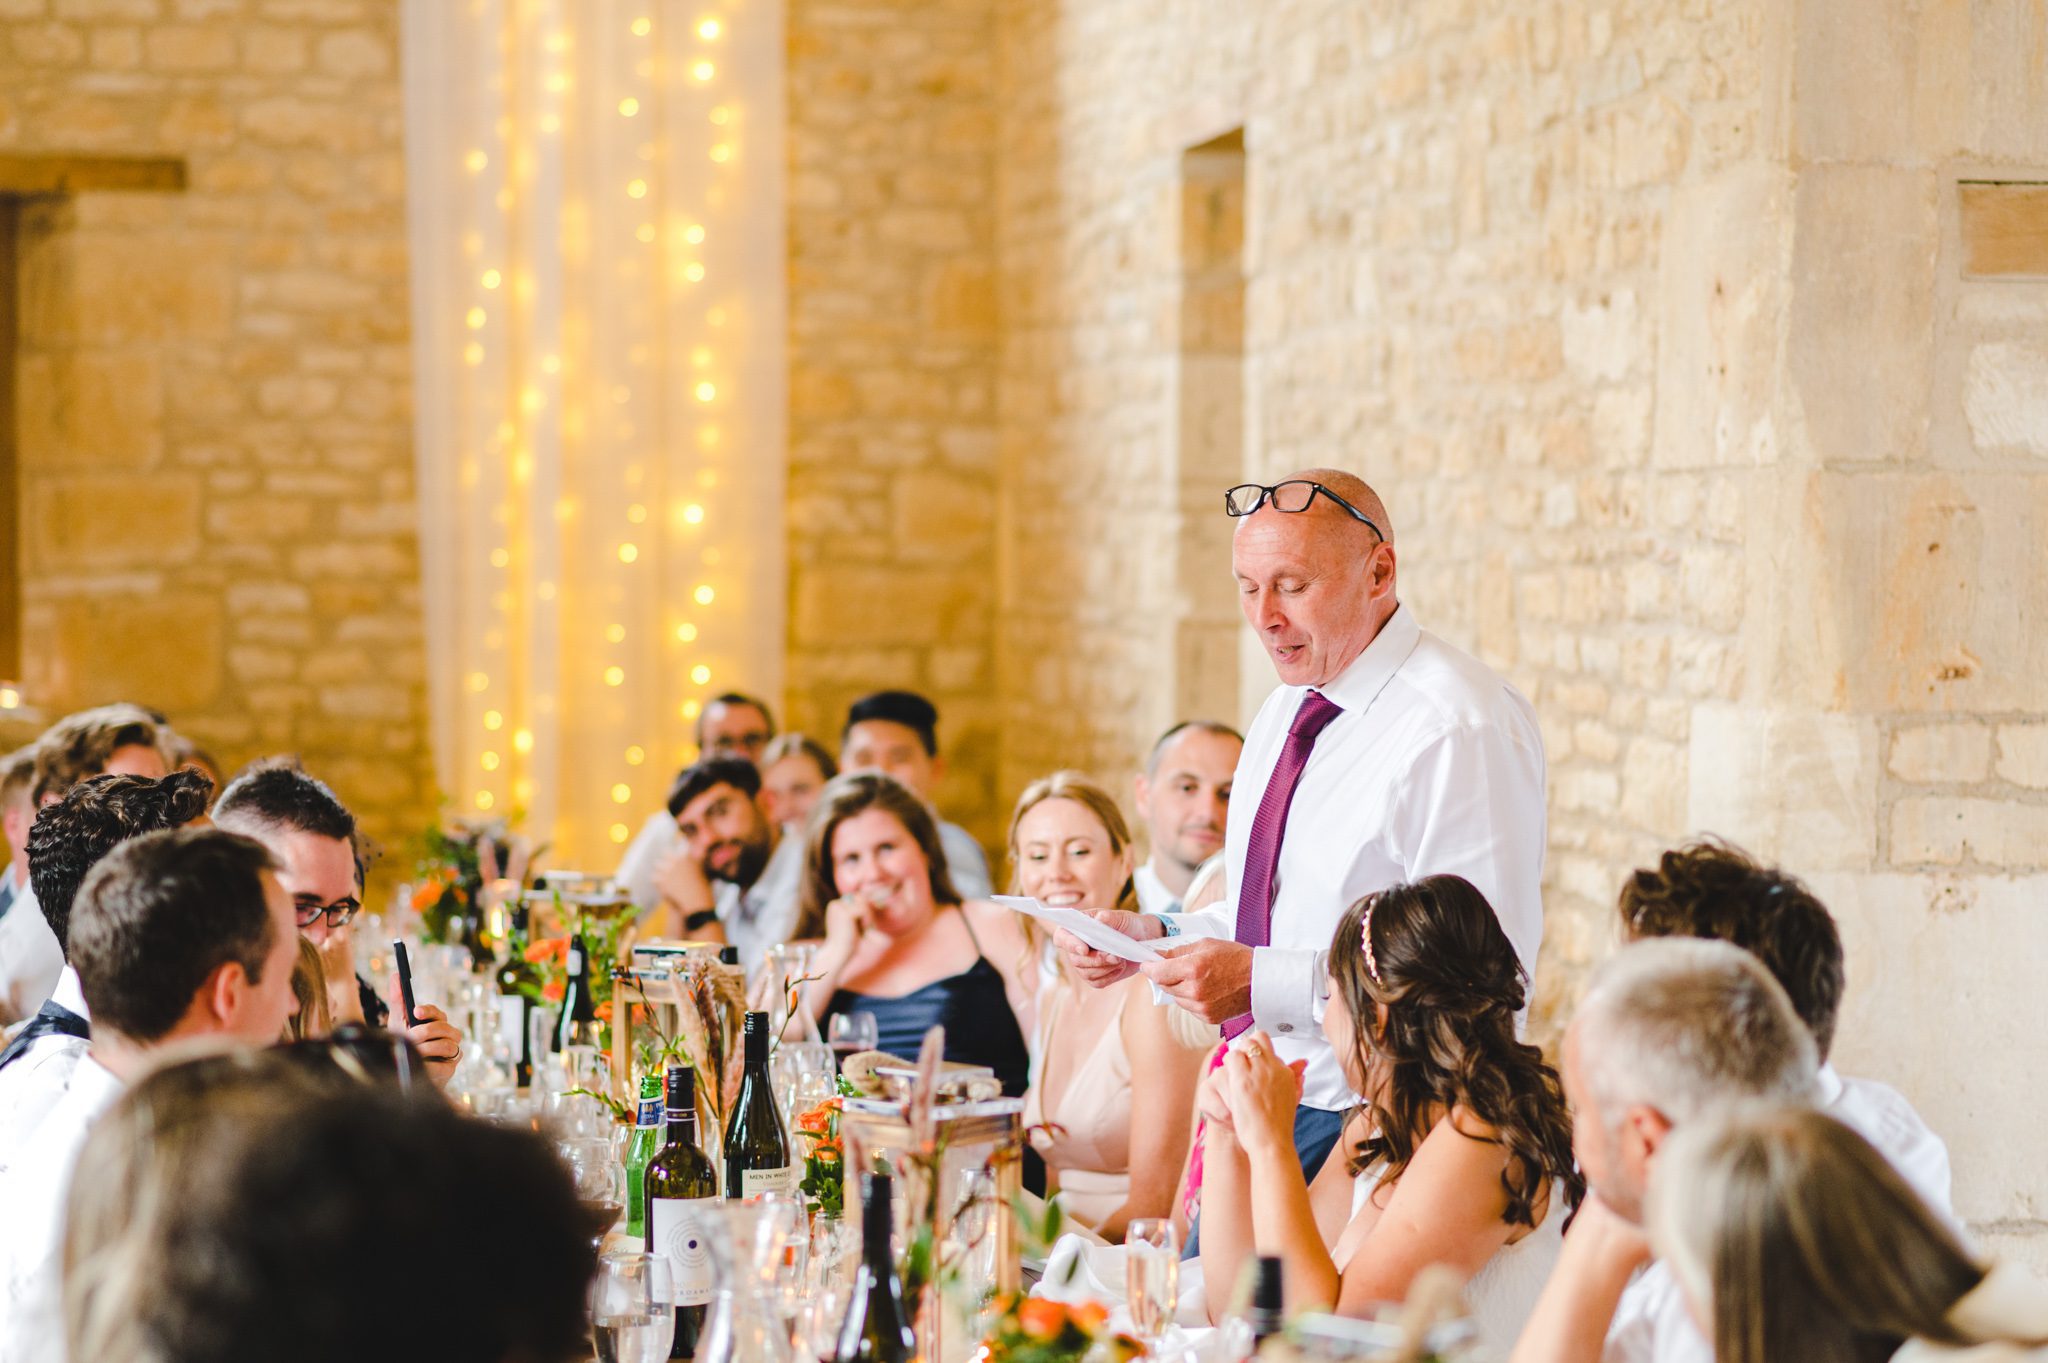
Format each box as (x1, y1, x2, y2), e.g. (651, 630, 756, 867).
(784, 0, 1004, 852)
(0, 0, 430, 868)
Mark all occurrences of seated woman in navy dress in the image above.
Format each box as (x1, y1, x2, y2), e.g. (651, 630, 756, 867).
(789, 772, 1037, 1098)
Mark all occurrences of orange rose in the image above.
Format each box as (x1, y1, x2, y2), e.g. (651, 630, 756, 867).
(542, 978, 565, 1003)
(1070, 1302, 1108, 1333)
(797, 1108, 834, 1135)
(1016, 1299, 1066, 1342)
(410, 882, 442, 912)
(596, 1001, 614, 1023)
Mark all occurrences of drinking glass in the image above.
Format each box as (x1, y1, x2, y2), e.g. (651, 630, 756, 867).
(773, 1041, 834, 1125)
(826, 1011, 877, 1069)
(558, 1136, 626, 1249)
(589, 1251, 675, 1363)
(1126, 1218, 1181, 1341)
(948, 1167, 1001, 1335)
(759, 943, 820, 1039)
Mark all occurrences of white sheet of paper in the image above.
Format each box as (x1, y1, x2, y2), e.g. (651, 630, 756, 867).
(992, 895, 1165, 963)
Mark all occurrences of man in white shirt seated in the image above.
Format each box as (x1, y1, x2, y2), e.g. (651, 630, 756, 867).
(0, 747, 50, 1029)
(1053, 471, 1547, 1193)
(647, 756, 804, 973)
(1617, 839, 1954, 1220)
(1509, 939, 1819, 1363)
(0, 769, 215, 1164)
(840, 690, 994, 900)
(0, 826, 301, 1363)
(615, 691, 777, 909)
(1129, 721, 1240, 918)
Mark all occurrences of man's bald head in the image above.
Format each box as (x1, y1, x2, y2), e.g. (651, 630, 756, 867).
(1230, 468, 1400, 687)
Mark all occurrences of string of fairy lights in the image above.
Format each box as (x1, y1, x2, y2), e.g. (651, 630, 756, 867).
(429, 0, 774, 865)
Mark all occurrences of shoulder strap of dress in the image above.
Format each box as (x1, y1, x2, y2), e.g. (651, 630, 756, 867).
(953, 902, 988, 960)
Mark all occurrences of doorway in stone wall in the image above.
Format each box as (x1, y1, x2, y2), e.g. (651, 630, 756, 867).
(1176, 129, 1246, 730)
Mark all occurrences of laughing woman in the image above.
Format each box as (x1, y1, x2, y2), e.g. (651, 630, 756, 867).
(1011, 772, 1212, 1243)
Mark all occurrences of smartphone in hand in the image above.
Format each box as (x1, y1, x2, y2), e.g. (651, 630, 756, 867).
(391, 939, 419, 1030)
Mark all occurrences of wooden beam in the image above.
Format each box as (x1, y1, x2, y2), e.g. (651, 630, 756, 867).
(0, 155, 186, 196)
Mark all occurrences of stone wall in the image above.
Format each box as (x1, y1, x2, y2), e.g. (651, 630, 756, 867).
(784, 0, 1003, 851)
(981, 0, 2048, 1263)
(0, 0, 429, 871)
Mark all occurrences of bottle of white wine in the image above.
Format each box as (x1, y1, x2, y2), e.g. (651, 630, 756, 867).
(722, 1009, 792, 1197)
(645, 1065, 718, 1360)
(832, 1170, 916, 1363)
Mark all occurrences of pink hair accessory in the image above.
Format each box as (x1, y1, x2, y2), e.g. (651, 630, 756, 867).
(1361, 896, 1381, 983)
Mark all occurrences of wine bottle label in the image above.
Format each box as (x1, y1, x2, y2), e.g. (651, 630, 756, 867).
(634, 1098, 663, 1128)
(649, 1196, 717, 1306)
(568, 948, 584, 973)
(739, 1166, 794, 1196)
(497, 996, 525, 1054)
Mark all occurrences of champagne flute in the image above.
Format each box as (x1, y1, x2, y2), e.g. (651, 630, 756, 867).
(1126, 1218, 1181, 1342)
(590, 1251, 675, 1363)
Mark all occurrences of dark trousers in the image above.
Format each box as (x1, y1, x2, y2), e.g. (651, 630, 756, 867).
(1183, 1103, 1347, 1259)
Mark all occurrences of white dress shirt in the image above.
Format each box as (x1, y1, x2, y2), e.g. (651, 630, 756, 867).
(0, 1053, 121, 1363)
(713, 833, 807, 975)
(1134, 862, 1180, 918)
(1174, 605, 1547, 1112)
(0, 968, 92, 1178)
(1602, 1063, 1960, 1362)
(0, 882, 60, 1028)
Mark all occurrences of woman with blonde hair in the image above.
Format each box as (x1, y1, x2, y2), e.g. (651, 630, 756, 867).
(1649, 1105, 2048, 1363)
(1011, 771, 1212, 1242)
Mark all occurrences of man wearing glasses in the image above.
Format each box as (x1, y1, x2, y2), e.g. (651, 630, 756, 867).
(615, 691, 779, 910)
(213, 762, 463, 1084)
(1053, 468, 1546, 1206)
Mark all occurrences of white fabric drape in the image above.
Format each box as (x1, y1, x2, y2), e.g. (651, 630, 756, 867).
(403, 0, 785, 866)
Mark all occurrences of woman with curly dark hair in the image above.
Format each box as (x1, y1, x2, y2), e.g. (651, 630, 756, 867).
(1197, 874, 1581, 1349)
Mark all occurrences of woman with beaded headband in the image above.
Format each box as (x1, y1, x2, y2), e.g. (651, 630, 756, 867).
(1195, 875, 1581, 1350)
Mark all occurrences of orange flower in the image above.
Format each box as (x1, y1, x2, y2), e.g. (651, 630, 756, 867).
(542, 978, 565, 1003)
(524, 937, 566, 965)
(1070, 1302, 1108, 1333)
(595, 1001, 614, 1023)
(1016, 1299, 1066, 1342)
(410, 881, 443, 912)
(797, 1105, 836, 1135)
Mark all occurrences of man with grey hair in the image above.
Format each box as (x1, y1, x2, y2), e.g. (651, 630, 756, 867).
(1510, 937, 1819, 1363)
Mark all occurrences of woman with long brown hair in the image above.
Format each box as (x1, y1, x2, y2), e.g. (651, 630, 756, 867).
(1198, 874, 1580, 1348)
(1649, 1106, 2048, 1363)
(789, 772, 1037, 1096)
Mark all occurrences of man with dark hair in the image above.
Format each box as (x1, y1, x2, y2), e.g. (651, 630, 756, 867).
(0, 827, 302, 1353)
(648, 757, 803, 973)
(1131, 721, 1242, 917)
(212, 761, 463, 1084)
(840, 689, 992, 898)
(0, 771, 217, 1154)
(698, 691, 777, 765)
(1618, 839, 1952, 1222)
(3, 706, 174, 1025)
(0, 746, 50, 1028)
(614, 690, 778, 909)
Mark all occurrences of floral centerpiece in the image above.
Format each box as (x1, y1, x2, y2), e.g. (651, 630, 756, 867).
(971, 1297, 1141, 1363)
(408, 814, 544, 962)
(511, 898, 636, 1040)
(796, 1093, 848, 1219)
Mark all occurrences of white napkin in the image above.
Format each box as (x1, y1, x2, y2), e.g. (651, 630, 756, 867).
(1035, 1233, 1210, 1329)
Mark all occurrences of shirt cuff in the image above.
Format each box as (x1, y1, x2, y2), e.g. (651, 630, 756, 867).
(1249, 945, 1327, 1039)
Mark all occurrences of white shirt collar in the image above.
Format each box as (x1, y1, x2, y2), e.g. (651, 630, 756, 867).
(1315, 603, 1423, 714)
(50, 967, 89, 1022)
(1815, 1060, 1843, 1105)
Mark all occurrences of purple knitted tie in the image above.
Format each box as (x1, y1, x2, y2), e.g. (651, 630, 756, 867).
(1222, 689, 1343, 1040)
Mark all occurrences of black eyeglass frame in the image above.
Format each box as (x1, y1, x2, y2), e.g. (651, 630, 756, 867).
(1224, 481, 1386, 543)
(294, 898, 362, 931)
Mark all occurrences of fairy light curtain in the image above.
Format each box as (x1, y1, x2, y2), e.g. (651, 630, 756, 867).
(403, 0, 786, 867)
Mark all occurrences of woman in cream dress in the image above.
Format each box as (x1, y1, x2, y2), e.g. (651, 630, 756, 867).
(1011, 772, 1211, 1243)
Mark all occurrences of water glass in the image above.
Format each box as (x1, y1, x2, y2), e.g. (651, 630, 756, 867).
(557, 1136, 626, 1248)
(589, 1251, 675, 1363)
(1126, 1218, 1180, 1340)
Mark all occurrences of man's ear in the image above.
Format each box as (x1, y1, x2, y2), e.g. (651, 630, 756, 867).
(930, 754, 948, 786)
(202, 959, 250, 1026)
(1132, 772, 1150, 812)
(1628, 1104, 1675, 1160)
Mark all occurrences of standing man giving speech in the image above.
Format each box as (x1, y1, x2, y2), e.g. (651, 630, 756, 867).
(1053, 469, 1547, 1189)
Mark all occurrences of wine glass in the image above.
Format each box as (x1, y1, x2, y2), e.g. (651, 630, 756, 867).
(590, 1250, 675, 1363)
(558, 1136, 626, 1249)
(773, 1041, 834, 1123)
(825, 1011, 877, 1070)
(1126, 1218, 1181, 1343)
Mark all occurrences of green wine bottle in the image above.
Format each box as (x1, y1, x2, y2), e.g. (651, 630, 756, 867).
(645, 1064, 718, 1359)
(832, 1170, 915, 1363)
(623, 1073, 665, 1244)
(722, 1010, 793, 1197)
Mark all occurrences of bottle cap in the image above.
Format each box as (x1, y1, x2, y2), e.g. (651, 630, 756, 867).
(665, 1064, 695, 1110)
(718, 945, 740, 966)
